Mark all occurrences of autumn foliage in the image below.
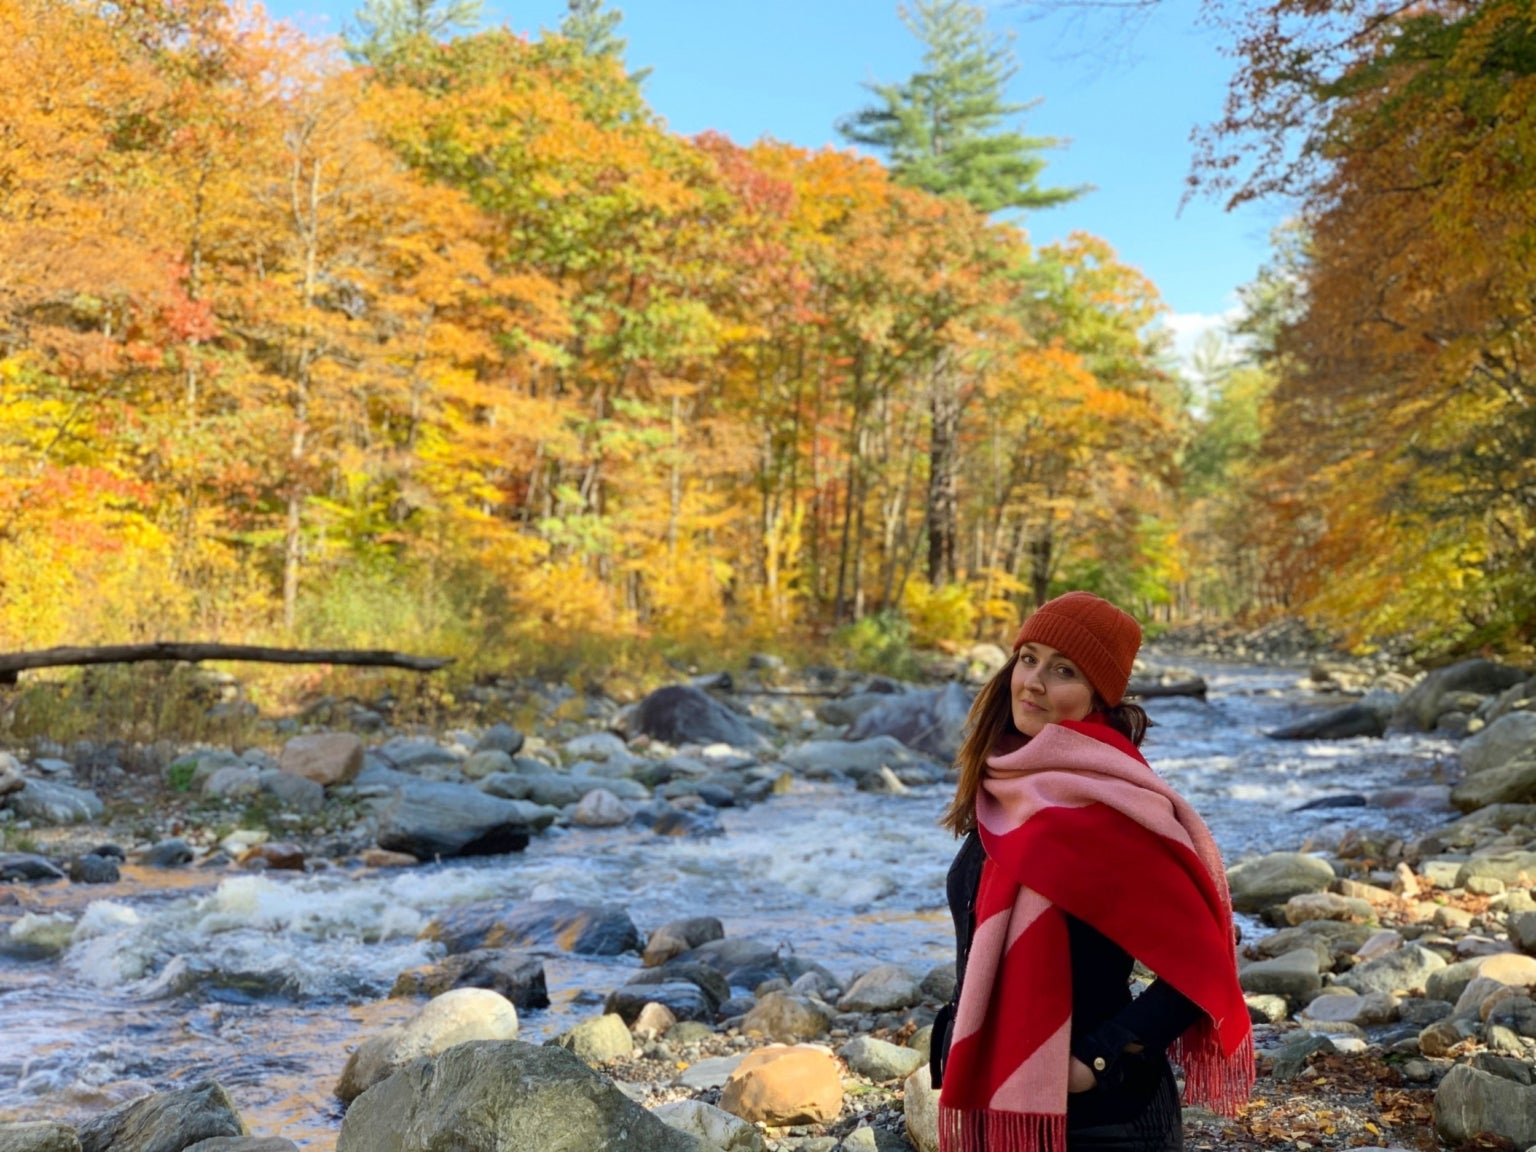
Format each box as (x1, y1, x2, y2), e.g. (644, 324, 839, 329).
(1192, 0, 1536, 658)
(0, 0, 1196, 671)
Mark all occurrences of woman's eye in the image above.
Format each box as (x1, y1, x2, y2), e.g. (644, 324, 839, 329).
(1056, 666, 1075, 678)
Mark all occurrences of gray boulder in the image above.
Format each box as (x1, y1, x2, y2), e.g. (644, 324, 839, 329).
(78, 1081, 243, 1152)
(606, 981, 715, 1025)
(1226, 853, 1337, 913)
(837, 965, 923, 1013)
(1339, 944, 1446, 997)
(623, 961, 730, 1014)
(1237, 948, 1321, 1002)
(1455, 851, 1536, 887)
(139, 838, 193, 868)
(0, 1122, 80, 1152)
(373, 778, 532, 859)
(6, 778, 103, 825)
(816, 692, 906, 727)
(1267, 693, 1397, 741)
(1434, 1063, 1536, 1147)
(1392, 660, 1528, 732)
(649, 1100, 763, 1152)
(475, 723, 525, 756)
(838, 1036, 924, 1081)
(478, 771, 590, 808)
(673, 938, 785, 991)
(780, 736, 945, 785)
(643, 916, 725, 967)
(336, 1041, 699, 1152)
(630, 686, 767, 750)
(1451, 754, 1536, 812)
(201, 765, 261, 800)
(0, 854, 66, 882)
(551, 1013, 635, 1064)
(390, 949, 549, 1008)
(258, 771, 325, 813)
(68, 854, 120, 884)
(374, 738, 463, 773)
(1462, 712, 1536, 775)
(0, 753, 25, 797)
(845, 682, 972, 762)
(422, 899, 641, 956)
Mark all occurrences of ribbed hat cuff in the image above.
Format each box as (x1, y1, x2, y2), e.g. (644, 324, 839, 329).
(1012, 611, 1129, 707)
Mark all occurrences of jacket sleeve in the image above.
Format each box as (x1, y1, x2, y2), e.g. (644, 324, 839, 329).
(1071, 979, 1204, 1089)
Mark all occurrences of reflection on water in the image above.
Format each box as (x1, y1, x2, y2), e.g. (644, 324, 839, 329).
(0, 657, 1457, 1148)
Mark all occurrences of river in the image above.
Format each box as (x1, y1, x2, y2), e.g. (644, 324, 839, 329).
(0, 656, 1457, 1147)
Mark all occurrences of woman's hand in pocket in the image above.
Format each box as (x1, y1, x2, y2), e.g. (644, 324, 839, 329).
(1067, 1056, 1098, 1093)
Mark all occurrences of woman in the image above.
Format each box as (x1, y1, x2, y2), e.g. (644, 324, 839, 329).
(928, 591, 1253, 1152)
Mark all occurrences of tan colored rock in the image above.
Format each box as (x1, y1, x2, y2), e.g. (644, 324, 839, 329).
(718, 1045, 843, 1126)
(361, 848, 419, 868)
(1332, 878, 1397, 908)
(1419, 1016, 1478, 1058)
(238, 842, 305, 871)
(1474, 952, 1536, 989)
(1282, 891, 1373, 925)
(1393, 863, 1420, 899)
(633, 1002, 677, 1041)
(742, 992, 830, 1043)
(1433, 904, 1474, 930)
(1354, 929, 1405, 963)
(1300, 990, 1399, 1026)
(0, 753, 25, 797)
(572, 788, 630, 828)
(279, 733, 363, 787)
(1454, 976, 1516, 1021)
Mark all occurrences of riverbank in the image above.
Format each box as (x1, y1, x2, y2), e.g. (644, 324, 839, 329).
(2, 648, 1535, 1150)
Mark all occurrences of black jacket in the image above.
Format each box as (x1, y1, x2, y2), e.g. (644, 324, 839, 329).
(931, 830, 1202, 1133)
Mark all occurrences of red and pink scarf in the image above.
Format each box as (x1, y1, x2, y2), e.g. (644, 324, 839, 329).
(937, 719, 1254, 1152)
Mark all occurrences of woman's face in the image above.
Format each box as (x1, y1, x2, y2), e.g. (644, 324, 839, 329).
(1010, 642, 1096, 736)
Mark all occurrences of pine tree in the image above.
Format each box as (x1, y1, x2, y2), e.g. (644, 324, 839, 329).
(559, 0, 651, 84)
(348, 0, 482, 65)
(839, 0, 1080, 214)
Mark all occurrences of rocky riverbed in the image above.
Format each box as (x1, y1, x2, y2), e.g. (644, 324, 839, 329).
(1, 645, 1535, 1152)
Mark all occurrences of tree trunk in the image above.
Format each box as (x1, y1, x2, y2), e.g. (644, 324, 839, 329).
(926, 368, 960, 587)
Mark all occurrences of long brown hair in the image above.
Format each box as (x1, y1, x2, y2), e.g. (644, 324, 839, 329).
(940, 654, 1153, 835)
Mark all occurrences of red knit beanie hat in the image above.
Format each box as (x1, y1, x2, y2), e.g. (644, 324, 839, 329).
(1011, 591, 1142, 706)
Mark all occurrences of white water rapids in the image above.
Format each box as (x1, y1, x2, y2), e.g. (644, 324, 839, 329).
(0, 657, 1458, 1148)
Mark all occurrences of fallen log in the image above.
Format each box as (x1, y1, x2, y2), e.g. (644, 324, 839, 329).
(0, 642, 452, 684)
(1126, 676, 1209, 700)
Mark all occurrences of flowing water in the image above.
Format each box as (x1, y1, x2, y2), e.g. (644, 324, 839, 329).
(0, 657, 1459, 1148)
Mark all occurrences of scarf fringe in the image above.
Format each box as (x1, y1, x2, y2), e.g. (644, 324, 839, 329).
(1175, 1025, 1256, 1117)
(939, 1105, 1067, 1152)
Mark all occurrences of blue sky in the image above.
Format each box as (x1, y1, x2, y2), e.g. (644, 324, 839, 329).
(265, 0, 1290, 362)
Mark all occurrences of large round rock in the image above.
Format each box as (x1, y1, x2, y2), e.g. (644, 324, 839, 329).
(335, 988, 520, 1104)
(1226, 853, 1337, 913)
(631, 686, 767, 750)
(76, 1081, 243, 1151)
(336, 1040, 700, 1152)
